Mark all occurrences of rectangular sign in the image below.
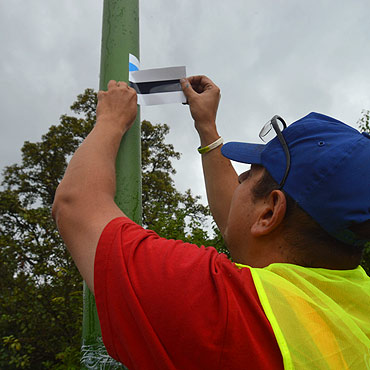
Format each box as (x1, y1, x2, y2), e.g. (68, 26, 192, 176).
(129, 66, 186, 106)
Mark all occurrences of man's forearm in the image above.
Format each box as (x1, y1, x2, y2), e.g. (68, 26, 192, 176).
(53, 80, 137, 215)
(198, 127, 239, 236)
(51, 117, 128, 291)
(180, 76, 239, 236)
(53, 120, 124, 209)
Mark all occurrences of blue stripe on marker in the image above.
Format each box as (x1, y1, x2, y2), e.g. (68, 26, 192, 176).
(129, 63, 139, 72)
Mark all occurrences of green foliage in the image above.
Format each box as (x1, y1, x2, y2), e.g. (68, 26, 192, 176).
(0, 89, 96, 369)
(357, 110, 370, 276)
(141, 120, 226, 249)
(357, 109, 370, 134)
(0, 89, 226, 368)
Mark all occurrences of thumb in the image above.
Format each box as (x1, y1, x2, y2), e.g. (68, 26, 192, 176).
(180, 78, 196, 100)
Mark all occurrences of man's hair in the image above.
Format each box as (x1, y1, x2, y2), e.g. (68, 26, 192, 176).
(252, 166, 370, 268)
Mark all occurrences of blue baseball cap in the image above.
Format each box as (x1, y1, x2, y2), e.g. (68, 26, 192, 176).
(221, 112, 370, 247)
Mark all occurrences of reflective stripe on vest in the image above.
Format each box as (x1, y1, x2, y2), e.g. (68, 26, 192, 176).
(236, 263, 370, 369)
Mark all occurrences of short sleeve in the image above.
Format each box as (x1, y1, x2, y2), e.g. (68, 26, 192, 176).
(94, 217, 283, 370)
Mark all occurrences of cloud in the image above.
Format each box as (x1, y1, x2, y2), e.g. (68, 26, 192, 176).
(1, 0, 369, 203)
(0, 1, 101, 173)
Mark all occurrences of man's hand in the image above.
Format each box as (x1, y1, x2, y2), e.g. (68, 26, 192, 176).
(181, 76, 221, 140)
(97, 80, 137, 134)
(181, 75, 238, 237)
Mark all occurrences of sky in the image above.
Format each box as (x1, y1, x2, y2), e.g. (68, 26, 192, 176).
(1, 0, 369, 206)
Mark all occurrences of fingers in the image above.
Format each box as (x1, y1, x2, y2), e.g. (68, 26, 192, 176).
(181, 75, 219, 97)
(181, 75, 220, 98)
(98, 81, 134, 102)
(97, 90, 106, 100)
(187, 75, 213, 86)
(188, 75, 217, 92)
(180, 78, 196, 101)
(107, 80, 118, 89)
(107, 80, 132, 90)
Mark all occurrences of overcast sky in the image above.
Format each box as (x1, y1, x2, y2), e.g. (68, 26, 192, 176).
(1, 0, 369, 205)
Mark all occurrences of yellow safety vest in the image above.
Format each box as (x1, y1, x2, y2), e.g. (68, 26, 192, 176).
(236, 263, 370, 369)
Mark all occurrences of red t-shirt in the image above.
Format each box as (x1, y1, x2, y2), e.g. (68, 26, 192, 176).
(94, 217, 284, 370)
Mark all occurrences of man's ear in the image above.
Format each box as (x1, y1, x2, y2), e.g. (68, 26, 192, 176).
(250, 190, 287, 236)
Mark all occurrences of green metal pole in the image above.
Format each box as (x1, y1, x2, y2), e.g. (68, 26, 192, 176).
(81, 1, 141, 368)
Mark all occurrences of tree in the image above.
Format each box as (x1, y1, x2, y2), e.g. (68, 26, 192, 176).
(141, 120, 227, 248)
(357, 109, 370, 276)
(358, 109, 370, 133)
(0, 89, 226, 369)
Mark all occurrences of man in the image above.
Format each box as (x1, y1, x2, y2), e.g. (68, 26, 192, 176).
(52, 76, 370, 369)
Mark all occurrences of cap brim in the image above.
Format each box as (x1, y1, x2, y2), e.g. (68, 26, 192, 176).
(221, 142, 265, 164)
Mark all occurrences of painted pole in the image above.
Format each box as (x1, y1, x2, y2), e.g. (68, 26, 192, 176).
(81, 1, 141, 368)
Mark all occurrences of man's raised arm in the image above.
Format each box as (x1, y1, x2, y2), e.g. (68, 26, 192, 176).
(181, 76, 239, 236)
(52, 81, 137, 293)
